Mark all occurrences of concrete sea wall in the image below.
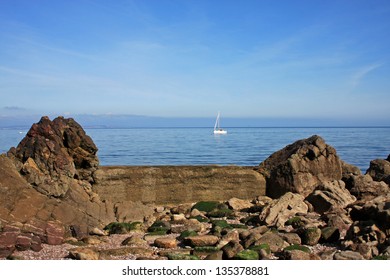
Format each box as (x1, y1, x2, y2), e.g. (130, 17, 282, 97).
(93, 165, 266, 205)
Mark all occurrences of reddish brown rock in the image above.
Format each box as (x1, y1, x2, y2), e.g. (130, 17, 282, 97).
(185, 235, 219, 247)
(45, 221, 65, 245)
(0, 117, 115, 248)
(154, 237, 178, 249)
(9, 116, 99, 197)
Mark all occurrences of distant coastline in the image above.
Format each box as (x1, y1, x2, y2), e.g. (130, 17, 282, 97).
(1, 114, 390, 129)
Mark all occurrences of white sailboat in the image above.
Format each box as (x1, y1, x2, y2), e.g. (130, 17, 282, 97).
(213, 112, 227, 134)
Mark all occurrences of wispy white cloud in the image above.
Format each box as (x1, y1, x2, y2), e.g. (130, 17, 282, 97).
(350, 63, 383, 88)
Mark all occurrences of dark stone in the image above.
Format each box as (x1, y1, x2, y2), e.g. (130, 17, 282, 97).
(344, 175, 389, 200)
(320, 227, 340, 243)
(366, 158, 390, 184)
(222, 240, 244, 259)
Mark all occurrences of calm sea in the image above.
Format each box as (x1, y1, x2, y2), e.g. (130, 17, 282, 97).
(1, 127, 389, 172)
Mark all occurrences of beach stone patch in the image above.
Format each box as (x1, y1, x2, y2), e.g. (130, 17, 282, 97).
(121, 235, 147, 246)
(68, 247, 99, 260)
(333, 250, 364, 260)
(204, 250, 223, 260)
(280, 232, 302, 245)
(222, 240, 244, 259)
(99, 247, 154, 259)
(227, 198, 253, 211)
(147, 221, 171, 234)
(217, 229, 240, 248)
(233, 249, 259, 260)
(158, 248, 192, 258)
(154, 237, 178, 249)
(167, 253, 199, 260)
(301, 227, 322, 246)
(193, 246, 220, 258)
(185, 235, 219, 247)
(321, 226, 340, 243)
(280, 249, 312, 260)
(256, 232, 289, 253)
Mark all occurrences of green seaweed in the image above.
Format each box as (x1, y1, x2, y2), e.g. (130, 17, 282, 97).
(167, 253, 200, 260)
(283, 244, 310, 253)
(192, 201, 220, 213)
(285, 216, 304, 228)
(104, 222, 143, 234)
(179, 230, 198, 239)
(190, 215, 210, 223)
(147, 221, 171, 233)
(193, 246, 220, 253)
(249, 243, 271, 254)
(233, 249, 259, 260)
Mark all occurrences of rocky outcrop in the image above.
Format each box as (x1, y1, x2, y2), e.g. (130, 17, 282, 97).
(8, 116, 99, 197)
(366, 155, 390, 184)
(0, 117, 115, 259)
(258, 135, 342, 198)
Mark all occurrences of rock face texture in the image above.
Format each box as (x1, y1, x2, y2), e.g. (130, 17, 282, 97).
(8, 116, 99, 197)
(0, 117, 115, 258)
(259, 192, 308, 228)
(306, 180, 356, 214)
(258, 135, 342, 198)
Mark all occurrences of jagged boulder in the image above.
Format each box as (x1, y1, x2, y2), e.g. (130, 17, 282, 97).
(366, 156, 390, 184)
(8, 116, 99, 197)
(259, 192, 308, 228)
(344, 174, 389, 200)
(306, 180, 356, 214)
(258, 135, 342, 198)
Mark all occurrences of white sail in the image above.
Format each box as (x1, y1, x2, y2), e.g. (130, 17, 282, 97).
(213, 112, 227, 134)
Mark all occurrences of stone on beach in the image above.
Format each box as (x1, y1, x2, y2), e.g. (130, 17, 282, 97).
(259, 192, 308, 228)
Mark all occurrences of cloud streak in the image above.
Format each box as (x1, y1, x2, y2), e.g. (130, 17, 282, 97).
(350, 63, 383, 89)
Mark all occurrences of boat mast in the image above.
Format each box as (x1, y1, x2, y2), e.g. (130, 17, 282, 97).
(214, 112, 220, 130)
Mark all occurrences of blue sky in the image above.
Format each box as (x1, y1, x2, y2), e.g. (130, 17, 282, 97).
(0, 0, 389, 125)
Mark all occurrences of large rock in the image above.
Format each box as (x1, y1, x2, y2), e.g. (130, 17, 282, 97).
(0, 117, 115, 250)
(366, 156, 390, 184)
(8, 116, 98, 197)
(306, 180, 356, 214)
(258, 135, 342, 198)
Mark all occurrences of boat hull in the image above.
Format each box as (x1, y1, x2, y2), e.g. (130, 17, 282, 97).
(214, 130, 227, 135)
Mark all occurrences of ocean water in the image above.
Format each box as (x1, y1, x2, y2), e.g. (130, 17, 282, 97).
(1, 127, 389, 172)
